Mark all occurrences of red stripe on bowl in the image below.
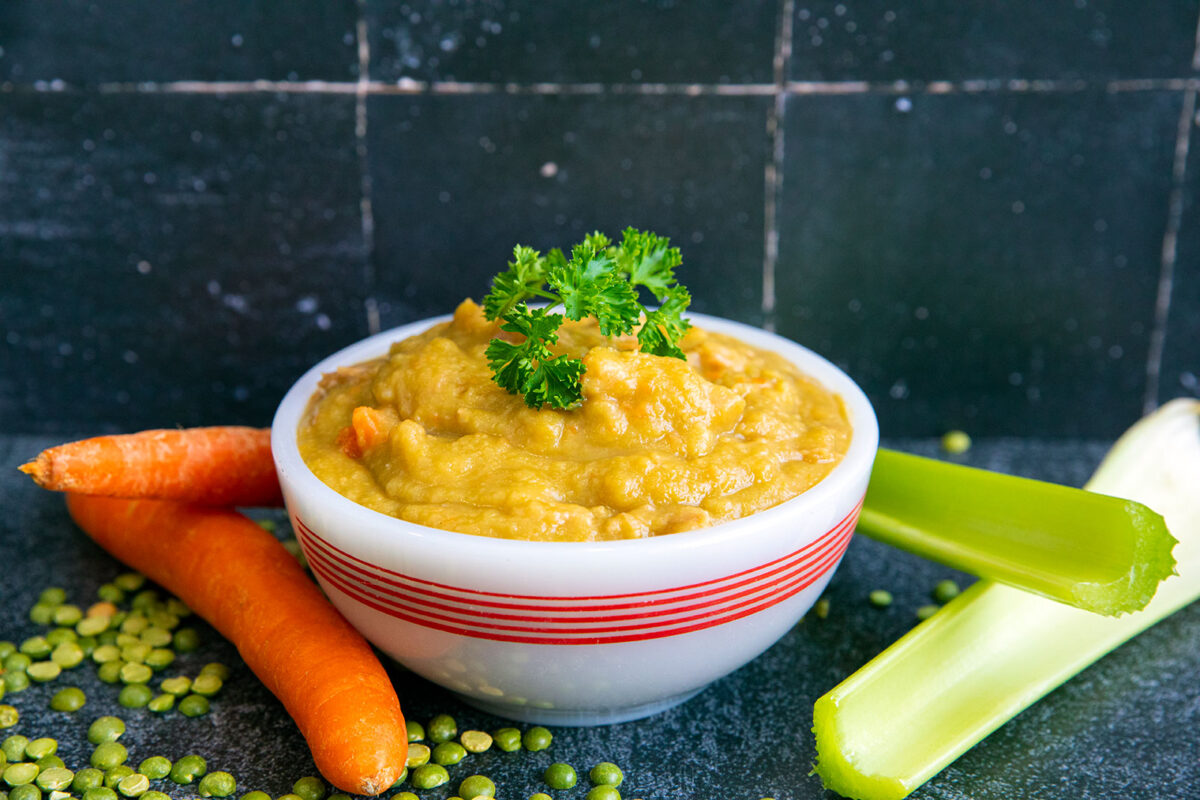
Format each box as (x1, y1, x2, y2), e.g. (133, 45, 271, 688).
(297, 505, 856, 621)
(293, 500, 860, 645)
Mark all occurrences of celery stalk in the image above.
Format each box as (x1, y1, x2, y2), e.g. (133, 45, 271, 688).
(858, 448, 1176, 615)
(813, 399, 1200, 800)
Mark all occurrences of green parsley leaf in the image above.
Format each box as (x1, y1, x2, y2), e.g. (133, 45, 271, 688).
(483, 229, 692, 407)
(482, 245, 549, 321)
(484, 303, 584, 409)
(548, 242, 641, 337)
(638, 285, 692, 359)
(618, 227, 682, 301)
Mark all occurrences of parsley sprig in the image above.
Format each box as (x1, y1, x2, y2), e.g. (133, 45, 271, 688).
(482, 228, 692, 409)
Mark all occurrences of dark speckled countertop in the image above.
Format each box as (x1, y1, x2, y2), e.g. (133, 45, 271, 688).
(2, 434, 1197, 800)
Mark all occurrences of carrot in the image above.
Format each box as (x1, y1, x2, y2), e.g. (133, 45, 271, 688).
(21, 427, 282, 507)
(66, 493, 407, 793)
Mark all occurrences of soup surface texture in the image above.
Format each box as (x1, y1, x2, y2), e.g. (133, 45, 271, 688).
(298, 300, 852, 541)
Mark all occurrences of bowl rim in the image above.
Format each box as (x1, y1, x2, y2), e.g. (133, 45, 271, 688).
(271, 311, 878, 556)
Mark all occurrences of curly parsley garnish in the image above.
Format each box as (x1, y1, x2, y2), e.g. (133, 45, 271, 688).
(482, 228, 692, 409)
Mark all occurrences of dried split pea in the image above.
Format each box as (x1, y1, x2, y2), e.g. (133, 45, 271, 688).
(87, 717, 125, 745)
(291, 776, 325, 800)
(868, 589, 893, 608)
(522, 727, 552, 752)
(49, 688, 86, 712)
(459, 731, 492, 753)
(404, 744, 430, 768)
(933, 579, 960, 605)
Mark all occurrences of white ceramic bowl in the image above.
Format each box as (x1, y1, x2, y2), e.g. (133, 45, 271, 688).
(272, 313, 878, 725)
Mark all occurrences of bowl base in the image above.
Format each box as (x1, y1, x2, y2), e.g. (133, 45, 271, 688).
(455, 685, 706, 727)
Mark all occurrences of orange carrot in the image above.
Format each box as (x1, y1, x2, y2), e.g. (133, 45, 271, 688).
(66, 494, 407, 793)
(21, 427, 282, 507)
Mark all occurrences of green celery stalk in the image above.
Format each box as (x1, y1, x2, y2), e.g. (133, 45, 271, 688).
(858, 448, 1176, 615)
(813, 399, 1200, 800)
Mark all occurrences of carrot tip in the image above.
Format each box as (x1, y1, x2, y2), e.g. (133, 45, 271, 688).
(18, 460, 42, 479)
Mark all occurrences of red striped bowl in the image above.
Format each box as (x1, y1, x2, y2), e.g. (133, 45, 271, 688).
(272, 313, 878, 725)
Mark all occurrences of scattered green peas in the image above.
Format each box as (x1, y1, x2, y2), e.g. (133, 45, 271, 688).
(3, 654, 31, 673)
(544, 763, 577, 790)
(408, 765, 449, 790)
(146, 694, 174, 714)
(522, 727, 552, 752)
(19, 638, 51, 660)
(9, 783, 40, 800)
(585, 787, 621, 800)
(291, 777, 325, 800)
(50, 642, 84, 669)
(4, 763, 39, 787)
(97, 662, 125, 684)
(198, 663, 230, 681)
(275, 794, 304, 800)
(191, 674, 223, 696)
(916, 604, 940, 621)
(104, 767, 134, 790)
(73, 769, 104, 793)
(39, 588, 68, 606)
(0, 642, 13, 659)
(88, 717, 125, 745)
(84, 788, 118, 800)
(142, 792, 171, 800)
(143, 649, 174, 670)
(138, 628, 172, 648)
(426, 714, 457, 743)
(119, 663, 153, 685)
(814, 597, 831, 619)
(2, 736, 29, 762)
(0, 708, 17, 729)
(3, 672, 29, 694)
(159, 676, 191, 696)
(28, 605, 55, 626)
(44, 629, 77, 648)
(459, 731, 492, 753)
(404, 744, 430, 768)
(197, 771, 236, 798)
(24, 741, 55, 761)
(92, 645, 121, 665)
(35, 770, 73, 793)
(52, 606, 82, 627)
(941, 429, 972, 455)
(327, 794, 351, 800)
(114, 574, 145, 593)
(431, 742, 466, 766)
(34, 756, 64, 772)
(26, 663, 61, 683)
(119, 644, 151, 664)
(528, 794, 552, 800)
(933, 579, 961, 605)
(868, 589, 893, 608)
(458, 775, 496, 798)
(238, 792, 270, 800)
(76, 616, 110, 638)
(117, 685, 152, 709)
(405, 721, 425, 742)
(90, 744, 128, 771)
(589, 762, 624, 787)
(178, 694, 210, 717)
(96, 585, 125, 604)
(136, 757, 171, 781)
(49, 688, 86, 713)
(492, 728, 521, 752)
(391, 793, 418, 800)
(168, 755, 206, 785)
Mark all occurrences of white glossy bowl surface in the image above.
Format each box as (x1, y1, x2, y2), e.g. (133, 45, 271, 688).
(272, 313, 878, 725)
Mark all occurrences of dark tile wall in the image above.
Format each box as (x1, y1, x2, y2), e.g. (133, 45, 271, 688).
(2, 1, 1199, 438)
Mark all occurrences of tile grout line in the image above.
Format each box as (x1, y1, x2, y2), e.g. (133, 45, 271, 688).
(762, 0, 794, 332)
(355, 0, 380, 336)
(6, 77, 1200, 97)
(1142, 14, 1200, 413)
